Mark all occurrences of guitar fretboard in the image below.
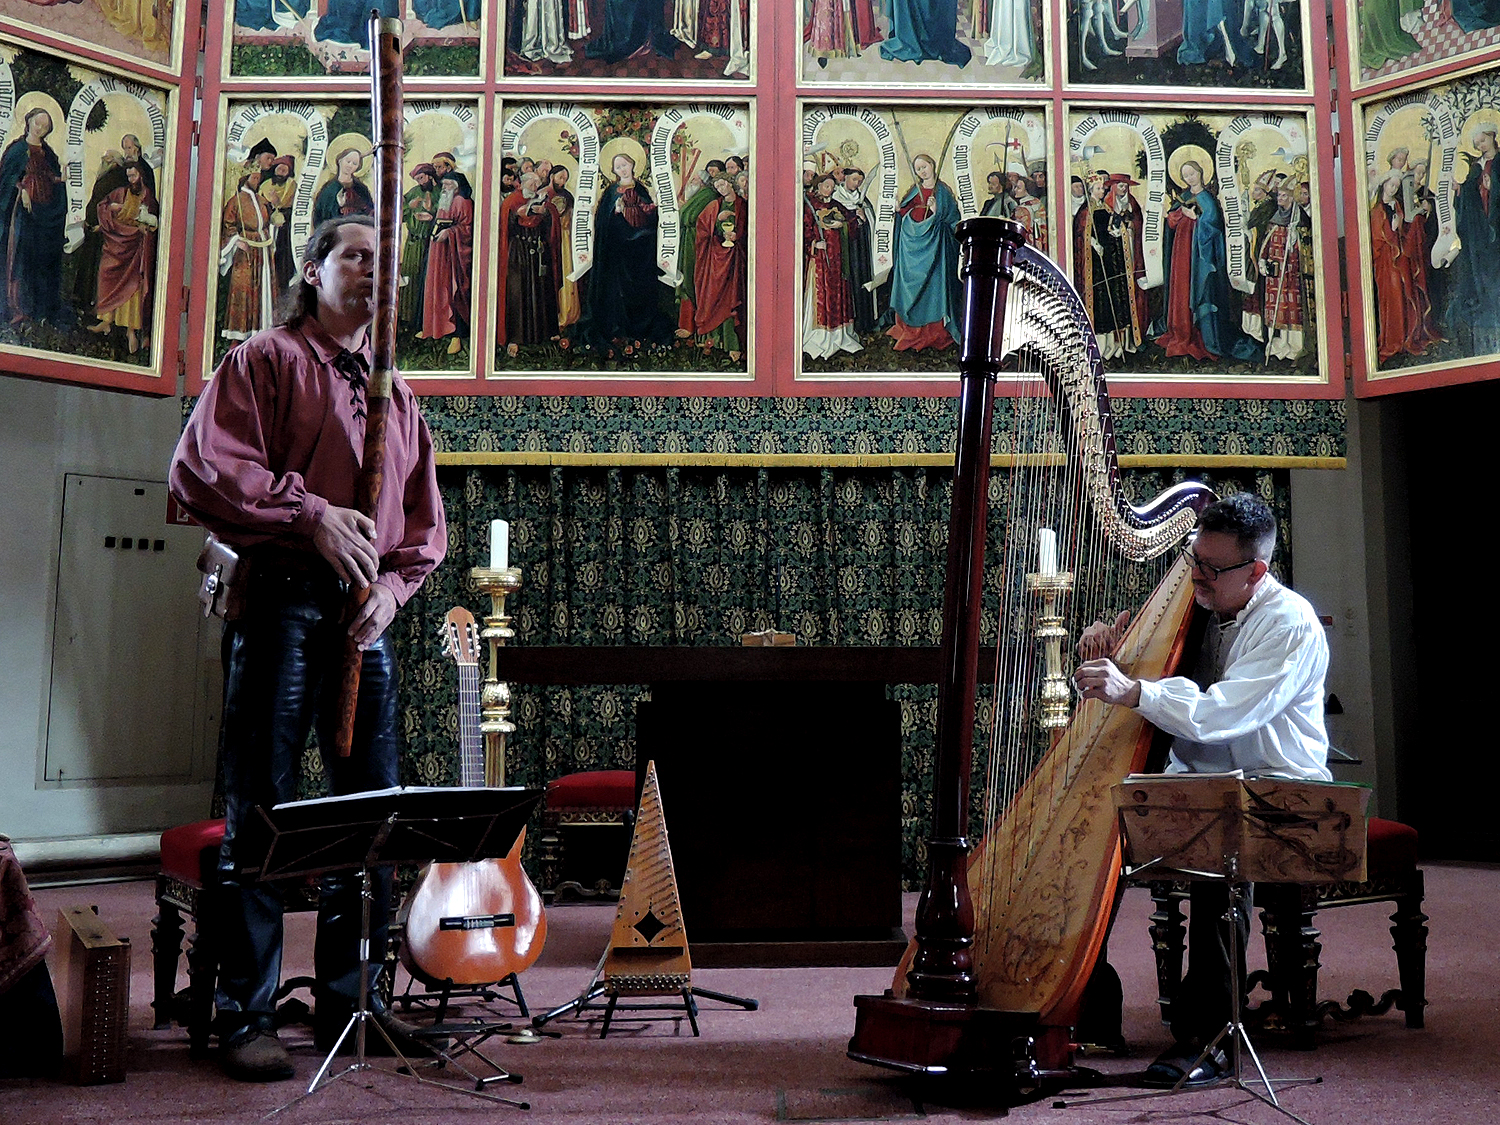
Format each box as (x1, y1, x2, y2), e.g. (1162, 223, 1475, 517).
(457, 662, 484, 789)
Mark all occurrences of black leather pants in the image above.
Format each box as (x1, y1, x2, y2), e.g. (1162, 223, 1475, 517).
(212, 567, 400, 1038)
(1171, 881, 1253, 1047)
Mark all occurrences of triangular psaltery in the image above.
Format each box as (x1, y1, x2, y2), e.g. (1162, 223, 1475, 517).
(601, 760, 691, 995)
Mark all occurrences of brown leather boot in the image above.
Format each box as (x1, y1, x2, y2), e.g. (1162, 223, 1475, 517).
(221, 1028, 295, 1082)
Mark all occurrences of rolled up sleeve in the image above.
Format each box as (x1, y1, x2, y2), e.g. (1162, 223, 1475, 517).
(1134, 617, 1324, 745)
(168, 347, 326, 543)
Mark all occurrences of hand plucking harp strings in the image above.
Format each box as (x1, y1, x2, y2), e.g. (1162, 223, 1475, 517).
(1074, 610, 1142, 706)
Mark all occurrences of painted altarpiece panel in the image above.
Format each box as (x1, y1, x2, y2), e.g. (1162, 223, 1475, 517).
(0, 38, 180, 384)
(796, 102, 1051, 380)
(489, 100, 753, 381)
(0, 0, 182, 73)
(194, 95, 483, 383)
(501, 0, 753, 80)
(1062, 105, 1328, 386)
(797, 0, 1047, 87)
(1062, 0, 1311, 91)
(1351, 69, 1500, 389)
(1346, 0, 1500, 91)
(223, 0, 482, 79)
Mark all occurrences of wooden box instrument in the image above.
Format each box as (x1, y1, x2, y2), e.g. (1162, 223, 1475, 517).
(1114, 775, 1371, 884)
(55, 906, 130, 1085)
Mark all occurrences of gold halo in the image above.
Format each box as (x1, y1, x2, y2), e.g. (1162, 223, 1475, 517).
(324, 133, 372, 177)
(600, 137, 648, 182)
(1461, 109, 1500, 154)
(1168, 144, 1213, 189)
(10, 91, 65, 157)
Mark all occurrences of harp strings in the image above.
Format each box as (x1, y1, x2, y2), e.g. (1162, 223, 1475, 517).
(974, 255, 1175, 935)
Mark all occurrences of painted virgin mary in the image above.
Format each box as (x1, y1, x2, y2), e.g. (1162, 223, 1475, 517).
(1154, 152, 1261, 363)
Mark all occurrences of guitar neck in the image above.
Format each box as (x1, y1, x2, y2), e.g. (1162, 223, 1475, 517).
(457, 662, 485, 788)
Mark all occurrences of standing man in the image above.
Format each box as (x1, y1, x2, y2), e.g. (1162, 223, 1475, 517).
(170, 215, 446, 1082)
(1074, 492, 1330, 1086)
(399, 162, 439, 334)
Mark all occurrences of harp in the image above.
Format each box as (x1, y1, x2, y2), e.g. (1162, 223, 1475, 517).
(849, 217, 1213, 1091)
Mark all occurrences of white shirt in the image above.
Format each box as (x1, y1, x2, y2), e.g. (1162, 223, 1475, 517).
(1134, 575, 1332, 781)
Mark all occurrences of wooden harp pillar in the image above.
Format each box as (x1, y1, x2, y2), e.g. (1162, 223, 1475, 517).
(906, 218, 1026, 1005)
(850, 219, 1041, 1082)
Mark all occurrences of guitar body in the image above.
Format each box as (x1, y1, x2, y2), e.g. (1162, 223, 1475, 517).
(399, 829, 548, 986)
(396, 606, 548, 987)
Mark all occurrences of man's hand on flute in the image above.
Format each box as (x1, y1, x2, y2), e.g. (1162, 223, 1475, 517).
(314, 504, 380, 588)
(348, 584, 396, 649)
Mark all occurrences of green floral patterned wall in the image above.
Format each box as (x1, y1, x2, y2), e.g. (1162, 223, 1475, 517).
(382, 463, 1291, 889)
(241, 392, 1335, 889)
(417, 394, 1346, 460)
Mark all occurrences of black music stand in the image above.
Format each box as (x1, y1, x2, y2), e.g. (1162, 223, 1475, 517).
(239, 785, 542, 1115)
(1053, 775, 1369, 1125)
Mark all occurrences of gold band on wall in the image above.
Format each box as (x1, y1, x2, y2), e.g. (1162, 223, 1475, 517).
(435, 452, 1346, 470)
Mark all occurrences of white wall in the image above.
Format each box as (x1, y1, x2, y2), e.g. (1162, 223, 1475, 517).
(1290, 399, 1392, 816)
(0, 375, 215, 863)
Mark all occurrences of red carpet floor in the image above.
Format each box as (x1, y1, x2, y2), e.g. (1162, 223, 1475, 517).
(3, 862, 1494, 1124)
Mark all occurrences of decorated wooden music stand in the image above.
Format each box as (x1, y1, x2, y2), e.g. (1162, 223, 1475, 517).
(239, 785, 543, 1114)
(1054, 775, 1370, 1125)
(531, 761, 757, 1037)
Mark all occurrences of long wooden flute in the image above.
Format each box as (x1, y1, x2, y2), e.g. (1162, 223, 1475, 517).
(332, 13, 404, 758)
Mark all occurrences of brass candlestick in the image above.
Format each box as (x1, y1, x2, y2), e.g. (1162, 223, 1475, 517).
(470, 566, 522, 787)
(1026, 570, 1074, 730)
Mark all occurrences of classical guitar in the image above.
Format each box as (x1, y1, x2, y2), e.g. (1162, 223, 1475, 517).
(398, 607, 547, 987)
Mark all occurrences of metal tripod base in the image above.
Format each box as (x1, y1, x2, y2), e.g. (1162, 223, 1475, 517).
(1052, 1018, 1322, 1124)
(1054, 879, 1322, 1124)
(268, 1009, 529, 1116)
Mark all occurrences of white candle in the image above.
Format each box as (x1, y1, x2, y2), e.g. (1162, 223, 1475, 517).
(490, 519, 509, 570)
(1038, 527, 1057, 577)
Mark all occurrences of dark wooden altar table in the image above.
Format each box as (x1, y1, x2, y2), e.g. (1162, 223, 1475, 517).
(494, 646, 996, 967)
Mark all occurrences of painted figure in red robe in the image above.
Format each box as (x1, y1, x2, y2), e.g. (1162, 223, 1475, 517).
(1371, 172, 1440, 363)
(421, 172, 473, 356)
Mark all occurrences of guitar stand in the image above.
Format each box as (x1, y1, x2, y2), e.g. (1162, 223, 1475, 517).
(1052, 878, 1321, 1125)
(396, 969, 533, 1021)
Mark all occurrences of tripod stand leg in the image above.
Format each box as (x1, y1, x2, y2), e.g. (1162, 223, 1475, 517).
(689, 985, 759, 1011)
(532, 982, 607, 1028)
(682, 988, 699, 1037)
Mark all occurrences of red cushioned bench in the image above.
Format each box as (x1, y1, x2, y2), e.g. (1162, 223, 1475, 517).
(537, 771, 636, 903)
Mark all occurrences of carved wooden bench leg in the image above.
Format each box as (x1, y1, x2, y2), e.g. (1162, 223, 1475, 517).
(538, 808, 562, 905)
(1391, 870, 1428, 1030)
(1259, 883, 1322, 1050)
(151, 876, 185, 1031)
(1146, 883, 1185, 1028)
(185, 884, 217, 1058)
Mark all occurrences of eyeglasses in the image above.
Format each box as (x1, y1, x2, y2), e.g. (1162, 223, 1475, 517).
(1181, 545, 1257, 580)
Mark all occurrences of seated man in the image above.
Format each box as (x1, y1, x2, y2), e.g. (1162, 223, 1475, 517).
(1074, 491, 1331, 1085)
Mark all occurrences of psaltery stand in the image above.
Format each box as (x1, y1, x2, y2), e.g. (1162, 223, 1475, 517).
(1053, 775, 1370, 1124)
(239, 785, 542, 1116)
(532, 761, 757, 1038)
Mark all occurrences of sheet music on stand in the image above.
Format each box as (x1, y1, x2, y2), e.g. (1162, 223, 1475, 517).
(241, 785, 542, 882)
(1115, 773, 1371, 884)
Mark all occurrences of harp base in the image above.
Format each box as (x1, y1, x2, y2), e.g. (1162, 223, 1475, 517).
(849, 992, 1049, 1091)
